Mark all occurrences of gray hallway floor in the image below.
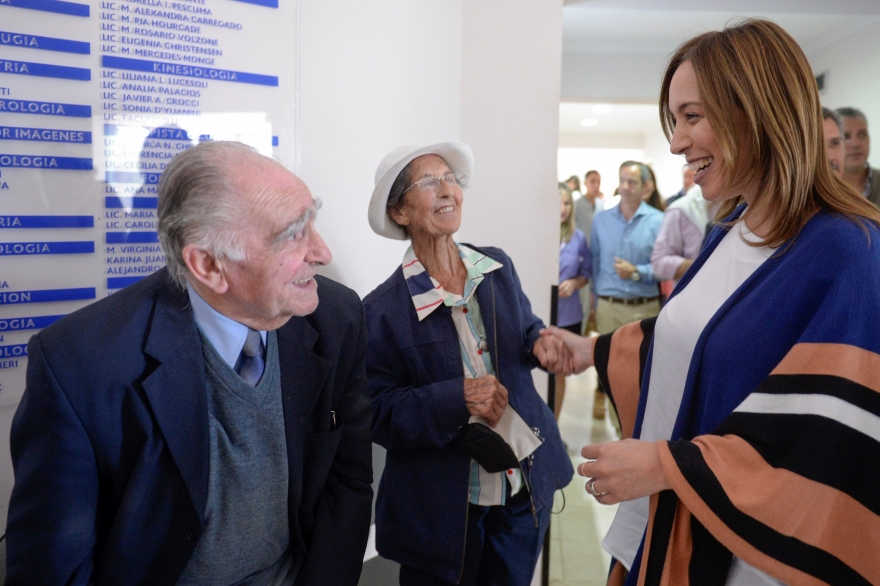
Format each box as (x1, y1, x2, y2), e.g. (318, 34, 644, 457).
(549, 367, 619, 586)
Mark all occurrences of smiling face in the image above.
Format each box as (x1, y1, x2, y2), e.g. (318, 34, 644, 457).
(842, 115, 870, 172)
(667, 60, 755, 204)
(823, 116, 844, 178)
(219, 159, 332, 329)
(389, 154, 462, 240)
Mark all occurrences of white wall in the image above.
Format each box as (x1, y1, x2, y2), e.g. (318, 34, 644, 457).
(298, 0, 463, 295)
(807, 20, 880, 168)
(561, 51, 667, 103)
(300, 0, 562, 385)
(459, 0, 564, 355)
(559, 132, 643, 149)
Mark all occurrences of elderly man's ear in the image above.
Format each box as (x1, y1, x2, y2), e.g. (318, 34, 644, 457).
(182, 244, 230, 294)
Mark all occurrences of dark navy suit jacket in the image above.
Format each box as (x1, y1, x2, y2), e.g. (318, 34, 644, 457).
(363, 245, 573, 582)
(7, 269, 373, 586)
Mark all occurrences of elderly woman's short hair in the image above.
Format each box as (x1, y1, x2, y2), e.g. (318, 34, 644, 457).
(384, 161, 415, 240)
(158, 140, 260, 289)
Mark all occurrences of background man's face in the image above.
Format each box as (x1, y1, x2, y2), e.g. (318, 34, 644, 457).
(842, 116, 870, 171)
(618, 165, 645, 205)
(823, 117, 844, 178)
(682, 166, 695, 190)
(584, 173, 601, 196)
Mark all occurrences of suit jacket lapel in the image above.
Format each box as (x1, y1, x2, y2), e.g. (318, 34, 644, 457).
(141, 276, 210, 526)
(276, 316, 332, 554)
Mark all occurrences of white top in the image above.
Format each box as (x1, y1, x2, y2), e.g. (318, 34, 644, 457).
(602, 219, 783, 585)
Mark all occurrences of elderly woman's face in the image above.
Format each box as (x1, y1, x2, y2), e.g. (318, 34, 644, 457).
(389, 154, 462, 239)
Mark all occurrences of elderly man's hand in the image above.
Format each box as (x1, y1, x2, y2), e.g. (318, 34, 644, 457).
(536, 327, 596, 375)
(464, 375, 509, 427)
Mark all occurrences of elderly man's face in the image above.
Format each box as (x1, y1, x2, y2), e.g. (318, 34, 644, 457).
(842, 116, 870, 171)
(823, 117, 844, 178)
(221, 160, 332, 330)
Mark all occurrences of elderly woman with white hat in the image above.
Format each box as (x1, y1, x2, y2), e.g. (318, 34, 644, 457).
(363, 142, 573, 586)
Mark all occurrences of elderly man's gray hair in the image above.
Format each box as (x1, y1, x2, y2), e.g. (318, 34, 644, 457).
(158, 140, 262, 289)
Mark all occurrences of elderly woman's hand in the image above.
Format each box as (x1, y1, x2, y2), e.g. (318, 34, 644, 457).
(464, 375, 508, 427)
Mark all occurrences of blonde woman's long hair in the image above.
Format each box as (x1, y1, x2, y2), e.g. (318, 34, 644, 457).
(559, 183, 576, 244)
(659, 18, 880, 248)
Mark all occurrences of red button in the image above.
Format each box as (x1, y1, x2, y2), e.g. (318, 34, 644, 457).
(507, 470, 513, 475)
(477, 349, 483, 355)
(462, 308, 468, 313)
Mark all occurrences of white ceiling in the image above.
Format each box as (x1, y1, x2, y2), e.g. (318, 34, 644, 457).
(563, 10, 877, 55)
(560, 102, 659, 135)
(559, 0, 880, 137)
(563, 0, 880, 15)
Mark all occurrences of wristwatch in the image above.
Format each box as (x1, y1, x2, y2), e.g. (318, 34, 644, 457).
(631, 270, 641, 282)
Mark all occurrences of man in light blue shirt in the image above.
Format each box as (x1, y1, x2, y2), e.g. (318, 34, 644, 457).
(589, 161, 663, 419)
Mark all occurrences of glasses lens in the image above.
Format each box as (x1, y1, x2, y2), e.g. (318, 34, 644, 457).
(424, 177, 442, 190)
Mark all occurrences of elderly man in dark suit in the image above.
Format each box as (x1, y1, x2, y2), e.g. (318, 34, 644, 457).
(6, 141, 373, 585)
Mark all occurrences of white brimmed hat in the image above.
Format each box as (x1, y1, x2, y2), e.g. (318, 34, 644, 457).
(369, 142, 474, 240)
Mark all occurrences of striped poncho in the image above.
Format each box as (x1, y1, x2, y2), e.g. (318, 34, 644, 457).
(594, 209, 880, 586)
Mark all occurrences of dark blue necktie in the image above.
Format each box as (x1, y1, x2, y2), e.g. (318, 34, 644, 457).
(237, 328, 265, 386)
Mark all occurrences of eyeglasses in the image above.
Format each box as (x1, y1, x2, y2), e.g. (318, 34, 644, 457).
(403, 172, 465, 195)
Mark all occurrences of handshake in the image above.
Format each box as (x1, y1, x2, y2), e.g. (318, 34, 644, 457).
(532, 326, 597, 376)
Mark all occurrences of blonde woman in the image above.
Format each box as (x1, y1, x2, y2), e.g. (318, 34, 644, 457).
(555, 183, 591, 420)
(537, 19, 880, 585)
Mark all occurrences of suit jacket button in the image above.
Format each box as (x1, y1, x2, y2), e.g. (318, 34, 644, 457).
(187, 528, 198, 542)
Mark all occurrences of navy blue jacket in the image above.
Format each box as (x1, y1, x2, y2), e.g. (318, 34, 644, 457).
(363, 245, 573, 582)
(7, 269, 373, 586)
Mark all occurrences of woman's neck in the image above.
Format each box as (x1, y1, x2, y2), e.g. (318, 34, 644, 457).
(411, 233, 466, 296)
(739, 184, 775, 238)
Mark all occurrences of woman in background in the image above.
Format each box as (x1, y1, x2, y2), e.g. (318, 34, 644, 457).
(642, 165, 666, 212)
(555, 183, 591, 420)
(537, 19, 880, 585)
(565, 174, 583, 199)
